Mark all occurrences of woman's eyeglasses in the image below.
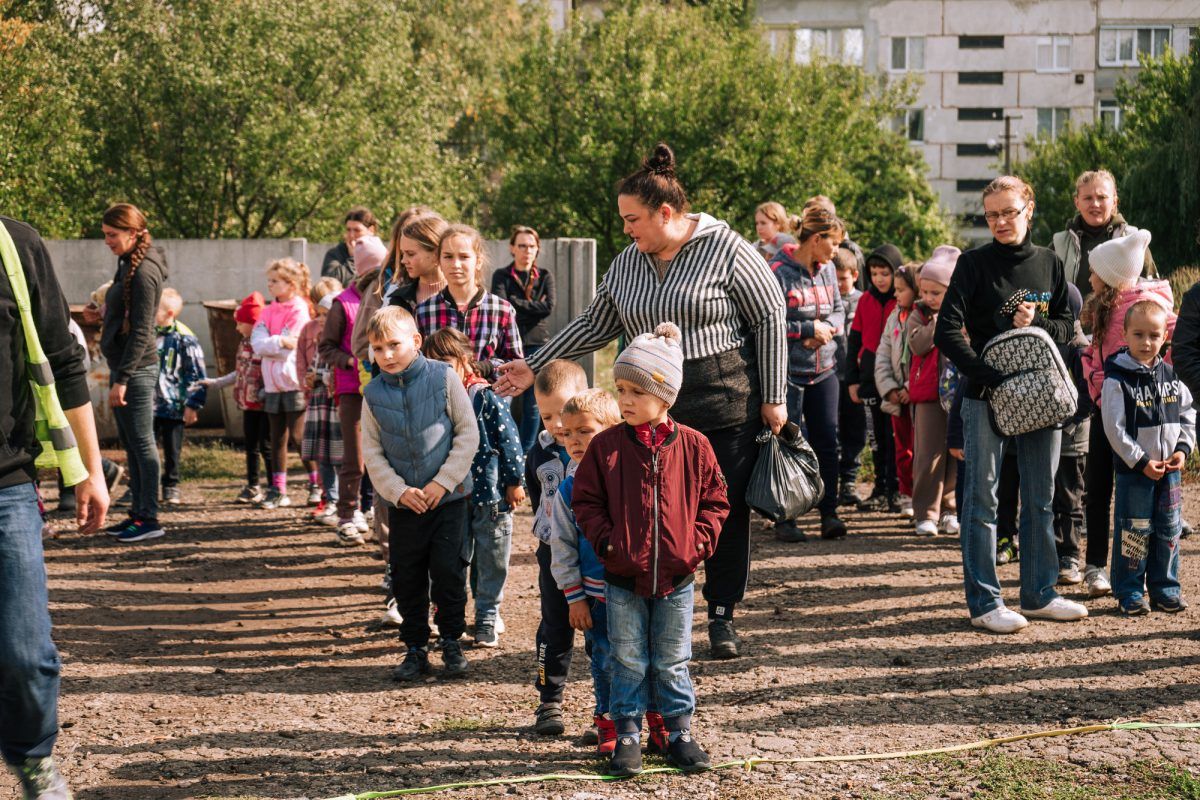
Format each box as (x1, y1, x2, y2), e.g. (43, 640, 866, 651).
(984, 203, 1028, 224)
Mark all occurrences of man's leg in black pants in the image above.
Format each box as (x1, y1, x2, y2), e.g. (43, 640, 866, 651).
(533, 541, 574, 733)
(155, 417, 184, 491)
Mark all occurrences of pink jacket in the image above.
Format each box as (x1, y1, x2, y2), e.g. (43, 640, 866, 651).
(1081, 279, 1176, 403)
(251, 296, 311, 394)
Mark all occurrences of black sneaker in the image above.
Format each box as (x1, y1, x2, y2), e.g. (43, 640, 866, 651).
(391, 646, 430, 681)
(1150, 596, 1189, 613)
(666, 732, 712, 772)
(441, 639, 469, 677)
(1117, 599, 1150, 616)
(115, 518, 165, 543)
(837, 484, 860, 507)
(609, 734, 643, 777)
(473, 621, 498, 648)
(886, 492, 903, 513)
(708, 619, 740, 660)
(857, 491, 888, 512)
(773, 520, 808, 543)
(534, 702, 565, 735)
(820, 513, 847, 540)
(104, 515, 137, 536)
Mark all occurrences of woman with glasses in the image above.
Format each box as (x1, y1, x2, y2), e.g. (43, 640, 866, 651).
(933, 176, 1088, 634)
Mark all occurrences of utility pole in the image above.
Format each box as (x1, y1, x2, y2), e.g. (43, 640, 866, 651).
(1002, 114, 1023, 175)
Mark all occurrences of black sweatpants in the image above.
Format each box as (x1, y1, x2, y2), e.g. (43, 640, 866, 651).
(154, 416, 185, 489)
(534, 541, 575, 704)
(866, 400, 897, 495)
(838, 382, 868, 491)
(389, 498, 469, 649)
(1054, 454, 1086, 562)
(242, 409, 273, 486)
(998, 450, 1020, 544)
(699, 418, 760, 621)
(1084, 408, 1114, 568)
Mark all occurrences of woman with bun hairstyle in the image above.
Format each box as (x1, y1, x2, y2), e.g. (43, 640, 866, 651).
(934, 175, 1086, 634)
(752, 201, 797, 262)
(491, 225, 556, 452)
(495, 143, 788, 660)
(767, 207, 847, 542)
(99, 203, 168, 542)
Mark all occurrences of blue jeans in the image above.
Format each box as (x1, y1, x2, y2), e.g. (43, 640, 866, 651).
(786, 374, 840, 516)
(607, 582, 695, 730)
(0, 482, 61, 764)
(319, 462, 339, 505)
(1111, 471, 1183, 606)
(111, 363, 161, 521)
(584, 598, 612, 716)
(468, 503, 513, 625)
(960, 398, 1061, 617)
(517, 345, 543, 454)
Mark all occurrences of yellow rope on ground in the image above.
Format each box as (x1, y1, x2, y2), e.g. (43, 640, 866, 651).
(320, 720, 1200, 800)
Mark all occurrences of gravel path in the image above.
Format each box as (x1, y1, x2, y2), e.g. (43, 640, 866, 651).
(8, 478, 1200, 799)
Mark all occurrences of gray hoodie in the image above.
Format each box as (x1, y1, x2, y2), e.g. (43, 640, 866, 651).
(1101, 351, 1195, 474)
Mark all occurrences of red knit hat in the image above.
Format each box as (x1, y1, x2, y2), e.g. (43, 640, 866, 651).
(234, 291, 265, 325)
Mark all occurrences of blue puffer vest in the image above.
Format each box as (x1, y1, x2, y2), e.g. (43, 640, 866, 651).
(362, 354, 471, 502)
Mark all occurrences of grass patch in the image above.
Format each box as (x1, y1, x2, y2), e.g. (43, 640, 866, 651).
(433, 716, 499, 733)
(869, 754, 1200, 799)
(178, 440, 245, 482)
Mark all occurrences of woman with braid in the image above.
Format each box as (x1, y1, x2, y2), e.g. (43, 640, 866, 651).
(99, 203, 168, 542)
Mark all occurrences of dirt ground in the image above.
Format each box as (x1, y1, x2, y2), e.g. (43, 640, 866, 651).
(7, 469, 1200, 800)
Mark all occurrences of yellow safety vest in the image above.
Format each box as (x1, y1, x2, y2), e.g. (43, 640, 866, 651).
(0, 224, 89, 486)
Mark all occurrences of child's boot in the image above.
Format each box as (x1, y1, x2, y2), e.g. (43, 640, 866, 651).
(534, 702, 564, 735)
(666, 730, 712, 773)
(441, 639, 469, 677)
(391, 646, 429, 682)
(595, 714, 617, 755)
(609, 732, 643, 777)
(645, 712, 669, 756)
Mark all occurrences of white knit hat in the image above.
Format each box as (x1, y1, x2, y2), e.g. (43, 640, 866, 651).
(612, 322, 684, 406)
(1089, 228, 1151, 289)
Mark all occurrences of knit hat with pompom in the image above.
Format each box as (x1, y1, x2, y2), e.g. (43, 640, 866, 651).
(612, 322, 685, 407)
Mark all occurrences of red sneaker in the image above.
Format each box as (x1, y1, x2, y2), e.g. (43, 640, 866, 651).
(595, 714, 617, 755)
(646, 711, 669, 755)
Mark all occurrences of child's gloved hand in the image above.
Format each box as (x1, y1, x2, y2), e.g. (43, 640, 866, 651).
(567, 600, 593, 631)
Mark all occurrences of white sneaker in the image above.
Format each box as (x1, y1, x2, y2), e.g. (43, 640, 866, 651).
(337, 522, 365, 546)
(381, 598, 403, 627)
(914, 520, 938, 537)
(939, 513, 961, 535)
(970, 606, 1029, 634)
(319, 509, 340, 527)
(900, 495, 914, 518)
(495, 615, 505, 635)
(1084, 564, 1112, 597)
(365, 506, 376, 525)
(352, 509, 369, 533)
(1020, 597, 1088, 621)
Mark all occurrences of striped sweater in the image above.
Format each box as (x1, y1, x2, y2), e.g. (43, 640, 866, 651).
(526, 214, 787, 405)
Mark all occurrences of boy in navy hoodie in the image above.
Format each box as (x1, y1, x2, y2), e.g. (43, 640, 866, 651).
(527, 360, 589, 736)
(1101, 300, 1195, 615)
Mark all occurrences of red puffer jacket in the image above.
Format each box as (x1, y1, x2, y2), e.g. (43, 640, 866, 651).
(572, 422, 730, 598)
(905, 302, 941, 404)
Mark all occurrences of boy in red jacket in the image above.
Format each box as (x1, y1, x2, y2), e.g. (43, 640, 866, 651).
(572, 323, 730, 778)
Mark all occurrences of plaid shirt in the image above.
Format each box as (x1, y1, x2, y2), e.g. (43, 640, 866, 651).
(414, 288, 524, 369)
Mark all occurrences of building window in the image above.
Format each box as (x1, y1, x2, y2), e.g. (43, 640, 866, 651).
(892, 109, 925, 142)
(957, 179, 993, 192)
(890, 36, 925, 71)
(1036, 36, 1071, 72)
(792, 27, 864, 65)
(1037, 107, 1071, 140)
(1098, 99, 1123, 130)
(959, 72, 1004, 85)
(958, 108, 1003, 122)
(959, 35, 1004, 49)
(957, 143, 997, 157)
(1099, 26, 1171, 67)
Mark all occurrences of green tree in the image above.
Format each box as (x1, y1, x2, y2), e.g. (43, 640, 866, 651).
(480, 0, 954, 267)
(1017, 50, 1199, 272)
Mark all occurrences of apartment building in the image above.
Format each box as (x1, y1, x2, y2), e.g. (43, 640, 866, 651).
(756, 0, 1199, 239)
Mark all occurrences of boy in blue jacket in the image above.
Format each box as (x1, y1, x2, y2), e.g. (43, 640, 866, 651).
(1101, 300, 1196, 615)
(153, 289, 207, 506)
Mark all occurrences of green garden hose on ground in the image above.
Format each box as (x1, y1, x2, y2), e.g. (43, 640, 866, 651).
(320, 720, 1200, 800)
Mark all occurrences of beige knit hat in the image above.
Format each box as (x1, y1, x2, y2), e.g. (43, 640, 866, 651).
(612, 322, 684, 406)
(1089, 228, 1151, 289)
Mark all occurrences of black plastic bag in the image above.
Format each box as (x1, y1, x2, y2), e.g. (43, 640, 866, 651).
(745, 422, 824, 523)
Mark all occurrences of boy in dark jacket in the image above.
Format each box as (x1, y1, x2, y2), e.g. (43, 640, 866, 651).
(1101, 301, 1195, 615)
(153, 289, 207, 506)
(573, 323, 730, 777)
(846, 244, 902, 511)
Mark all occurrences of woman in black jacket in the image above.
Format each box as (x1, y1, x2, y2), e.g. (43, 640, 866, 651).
(490, 226, 555, 452)
(99, 203, 167, 542)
